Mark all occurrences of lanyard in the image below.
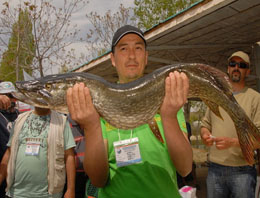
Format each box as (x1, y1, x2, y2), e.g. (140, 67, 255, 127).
(117, 128, 133, 141)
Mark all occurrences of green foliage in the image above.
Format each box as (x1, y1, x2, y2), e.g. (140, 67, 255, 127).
(134, 0, 200, 30)
(0, 0, 87, 78)
(0, 9, 35, 82)
(189, 101, 206, 122)
(59, 64, 72, 74)
(189, 101, 206, 135)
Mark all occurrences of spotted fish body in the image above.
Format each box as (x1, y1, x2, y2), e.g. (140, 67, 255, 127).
(14, 63, 260, 164)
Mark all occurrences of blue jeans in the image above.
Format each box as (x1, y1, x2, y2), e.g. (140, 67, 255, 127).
(207, 162, 257, 198)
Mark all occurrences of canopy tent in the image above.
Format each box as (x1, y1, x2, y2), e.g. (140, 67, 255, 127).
(72, 0, 260, 91)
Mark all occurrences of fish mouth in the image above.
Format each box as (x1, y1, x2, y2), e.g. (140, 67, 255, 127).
(13, 91, 50, 107)
(12, 92, 28, 101)
(13, 82, 52, 108)
(16, 80, 33, 90)
(39, 89, 52, 98)
(15, 79, 52, 99)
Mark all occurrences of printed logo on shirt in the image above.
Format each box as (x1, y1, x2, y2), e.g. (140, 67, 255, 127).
(154, 116, 161, 122)
(182, 122, 187, 130)
(105, 122, 116, 132)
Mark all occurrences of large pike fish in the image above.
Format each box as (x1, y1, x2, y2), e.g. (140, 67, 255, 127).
(13, 63, 260, 164)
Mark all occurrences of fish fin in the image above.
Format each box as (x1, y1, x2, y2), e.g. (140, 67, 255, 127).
(148, 118, 164, 143)
(248, 119, 260, 145)
(198, 64, 233, 93)
(235, 117, 260, 165)
(202, 99, 223, 120)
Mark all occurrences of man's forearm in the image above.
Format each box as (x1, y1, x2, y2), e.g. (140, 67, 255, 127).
(0, 148, 10, 185)
(65, 148, 75, 196)
(162, 116, 193, 177)
(83, 123, 109, 187)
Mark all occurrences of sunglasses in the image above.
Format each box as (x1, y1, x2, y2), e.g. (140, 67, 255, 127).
(228, 61, 249, 69)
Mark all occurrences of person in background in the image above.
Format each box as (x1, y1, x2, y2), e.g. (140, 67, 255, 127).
(200, 51, 260, 198)
(0, 81, 18, 197)
(63, 116, 87, 198)
(67, 25, 193, 198)
(67, 116, 98, 198)
(0, 94, 10, 111)
(0, 106, 76, 198)
(0, 82, 19, 124)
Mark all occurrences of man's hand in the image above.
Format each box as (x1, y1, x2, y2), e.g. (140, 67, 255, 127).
(66, 83, 100, 129)
(64, 189, 75, 198)
(201, 127, 240, 149)
(159, 71, 192, 176)
(200, 127, 215, 146)
(67, 83, 109, 187)
(214, 137, 240, 149)
(0, 95, 11, 110)
(160, 71, 189, 118)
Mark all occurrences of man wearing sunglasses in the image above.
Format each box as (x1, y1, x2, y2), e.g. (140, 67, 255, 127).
(200, 51, 260, 198)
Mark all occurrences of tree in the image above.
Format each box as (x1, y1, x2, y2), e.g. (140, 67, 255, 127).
(134, 0, 200, 30)
(0, 0, 87, 79)
(81, 1, 202, 62)
(84, 4, 136, 61)
(58, 63, 71, 74)
(0, 9, 35, 82)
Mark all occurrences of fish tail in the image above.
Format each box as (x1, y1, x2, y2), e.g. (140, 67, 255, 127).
(236, 117, 260, 165)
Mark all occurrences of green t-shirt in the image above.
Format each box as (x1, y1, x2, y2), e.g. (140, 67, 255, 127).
(99, 110, 187, 198)
(7, 113, 75, 198)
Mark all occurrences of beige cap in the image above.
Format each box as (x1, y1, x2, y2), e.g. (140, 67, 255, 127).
(228, 51, 250, 65)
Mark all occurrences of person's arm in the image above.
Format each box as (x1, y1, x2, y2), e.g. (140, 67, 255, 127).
(64, 148, 75, 198)
(0, 148, 10, 185)
(214, 136, 240, 149)
(67, 83, 109, 187)
(200, 127, 214, 147)
(160, 71, 192, 177)
(200, 121, 240, 149)
(0, 95, 11, 110)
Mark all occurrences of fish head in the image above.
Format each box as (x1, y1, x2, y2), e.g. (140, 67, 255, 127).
(14, 75, 72, 113)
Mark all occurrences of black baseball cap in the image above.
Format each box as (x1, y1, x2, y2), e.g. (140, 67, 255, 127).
(111, 25, 146, 52)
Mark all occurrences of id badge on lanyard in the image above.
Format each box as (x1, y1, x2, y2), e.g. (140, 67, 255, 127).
(25, 138, 41, 156)
(113, 136, 142, 167)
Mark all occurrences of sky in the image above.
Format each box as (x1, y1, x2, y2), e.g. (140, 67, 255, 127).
(0, 0, 135, 75)
(66, 0, 135, 63)
(58, 0, 134, 37)
(52, 0, 135, 72)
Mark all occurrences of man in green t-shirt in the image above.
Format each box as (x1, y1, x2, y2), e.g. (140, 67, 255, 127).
(67, 25, 193, 198)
